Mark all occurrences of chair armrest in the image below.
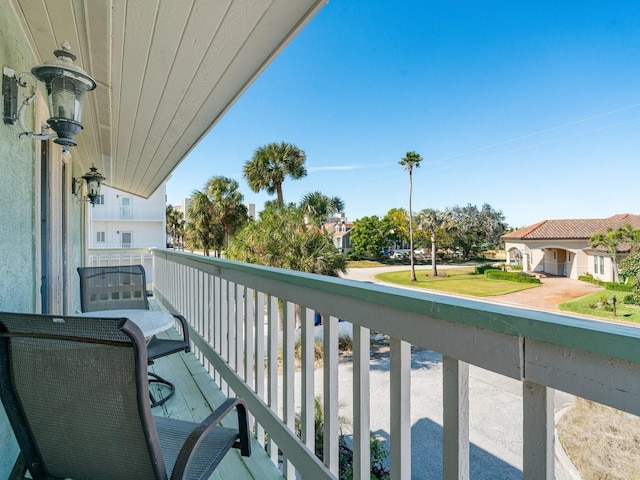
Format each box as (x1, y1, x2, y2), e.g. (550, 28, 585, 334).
(172, 313, 190, 352)
(170, 398, 251, 480)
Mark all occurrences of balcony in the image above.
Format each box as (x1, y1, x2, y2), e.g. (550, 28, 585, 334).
(89, 205, 165, 221)
(151, 249, 640, 479)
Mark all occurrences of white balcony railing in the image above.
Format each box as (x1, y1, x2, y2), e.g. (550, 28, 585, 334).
(89, 205, 165, 221)
(152, 249, 640, 480)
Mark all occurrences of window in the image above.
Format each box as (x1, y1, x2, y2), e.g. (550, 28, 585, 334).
(599, 256, 605, 275)
(96, 231, 105, 243)
(594, 255, 598, 273)
(94, 195, 105, 205)
(567, 252, 571, 262)
(121, 232, 132, 248)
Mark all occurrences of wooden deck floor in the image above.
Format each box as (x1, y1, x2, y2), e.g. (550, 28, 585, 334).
(147, 315, 283, 480)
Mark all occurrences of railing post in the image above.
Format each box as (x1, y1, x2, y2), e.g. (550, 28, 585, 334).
(390, 337, 411, 480)
(523, 380, 554, 480)
(443, 356, 469, 480)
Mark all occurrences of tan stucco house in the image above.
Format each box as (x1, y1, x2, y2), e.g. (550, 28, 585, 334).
(502, 213, 640, 281)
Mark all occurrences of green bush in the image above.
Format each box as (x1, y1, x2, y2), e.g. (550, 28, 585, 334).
(510, 264, 523, 271)
(602, 281, 633, 292)
(475, 263, 499, 275)
(623, 293, 640, 305)
(348, 251, 363, 261)
(578, 275, 633, 291)
(485, 270, 541, 284)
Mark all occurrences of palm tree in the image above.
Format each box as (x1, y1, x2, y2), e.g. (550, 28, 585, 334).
(206, 176, 248, 256)
(299, 191, 345, 226)
(185, 191, 215, 256)
(398, 151, 423, 281)
(418, 208, 452, 276)
(243, 142, 307, 207)
(227, 205, 346, 276)
(590, 224, 636, 282)
(165, 204, 185, 249)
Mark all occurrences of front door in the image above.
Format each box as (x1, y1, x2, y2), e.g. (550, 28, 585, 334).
(120, 196, 132, 219)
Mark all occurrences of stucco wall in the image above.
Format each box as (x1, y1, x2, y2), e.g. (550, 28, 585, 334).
(504, 239, 593, 280)
(0, 1, 38, 473)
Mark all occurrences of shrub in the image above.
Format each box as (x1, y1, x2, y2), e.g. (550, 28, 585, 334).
(475, 263, 499, 275)
(579, 274, 598, 284)
(623, 293, 640, 305)
(348, 251, 363, 261)
(578, 275, 633, 291)
(602, 281, 633, 292)
(484, 270, 541, 284)
(510, 264, 523, 271)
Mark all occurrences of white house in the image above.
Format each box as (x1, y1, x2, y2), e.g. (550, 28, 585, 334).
(86, 183, 167, 281)
(502, 213, 640, 281)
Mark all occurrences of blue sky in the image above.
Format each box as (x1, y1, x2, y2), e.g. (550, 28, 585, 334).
(167, 1, 640, 229)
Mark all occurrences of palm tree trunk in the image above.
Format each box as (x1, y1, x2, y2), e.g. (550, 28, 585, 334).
(431, 232, 438, 277)
(276, 184, 284, 208)
(409, 170, 416, 282)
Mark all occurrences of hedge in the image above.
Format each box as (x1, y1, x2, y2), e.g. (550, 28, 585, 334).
(475, 264, 500, 275)
(485, 270, 541, 284)
(578, 275, 633, 292)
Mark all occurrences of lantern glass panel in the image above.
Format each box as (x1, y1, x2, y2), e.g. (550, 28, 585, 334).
(48, 75, 87, 122)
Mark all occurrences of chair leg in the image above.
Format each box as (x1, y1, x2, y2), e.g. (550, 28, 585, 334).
(148, 371, 175, 408)
(9, 453, 28, 480)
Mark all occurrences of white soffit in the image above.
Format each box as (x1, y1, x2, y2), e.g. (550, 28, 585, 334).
(10, 0, 327, 197)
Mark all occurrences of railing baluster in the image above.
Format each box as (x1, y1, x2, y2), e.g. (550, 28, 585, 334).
(390, 337, 411, 480)
(353, 324, 370, 480)
(235, 284, 244, 380)
(283, 301, 296, 478)
(255, 291, 266, 447)
(219, 279, 229, 394)
(245, 287, 255, 388)
(443, 355, 469, 480)
(267, 294, 279, 464)
(213, 275, 221, 385)
(523, 381, 554, 480)
(323, 314, 339, 475)
(302, 308, 315, 451)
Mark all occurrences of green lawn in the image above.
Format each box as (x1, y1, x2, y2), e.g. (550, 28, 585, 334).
(559, 289, 640, 324)
(375, 267, 539, 297)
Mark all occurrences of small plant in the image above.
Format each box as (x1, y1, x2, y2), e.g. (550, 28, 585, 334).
(295, 397, 390, 479)
(338, 334, 353, 353)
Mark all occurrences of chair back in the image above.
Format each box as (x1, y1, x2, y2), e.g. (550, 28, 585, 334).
(0, 312, 166, 480)
(78, 265, 149, 312)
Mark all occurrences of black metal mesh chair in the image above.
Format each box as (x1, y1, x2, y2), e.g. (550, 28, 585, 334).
(0, 311, 250, 480)
(77, 265, 191, 407)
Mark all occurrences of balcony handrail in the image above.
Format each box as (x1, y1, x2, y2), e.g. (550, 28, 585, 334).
(152, 248, 640, 479)
(89, 205, 165, 221)
(154, 249, 640, 366)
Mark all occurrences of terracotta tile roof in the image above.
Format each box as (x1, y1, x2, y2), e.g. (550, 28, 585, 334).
(502, 213, 640, 240)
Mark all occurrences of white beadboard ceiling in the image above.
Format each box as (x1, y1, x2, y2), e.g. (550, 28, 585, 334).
(10, 0, 326, 198)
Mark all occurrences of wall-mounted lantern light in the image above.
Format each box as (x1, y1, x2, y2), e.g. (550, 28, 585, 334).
(2, 41, 96, 153)
(72, 165, 106, 206)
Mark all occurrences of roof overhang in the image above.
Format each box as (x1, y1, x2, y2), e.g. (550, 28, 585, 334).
(9, 0, 327, 197)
